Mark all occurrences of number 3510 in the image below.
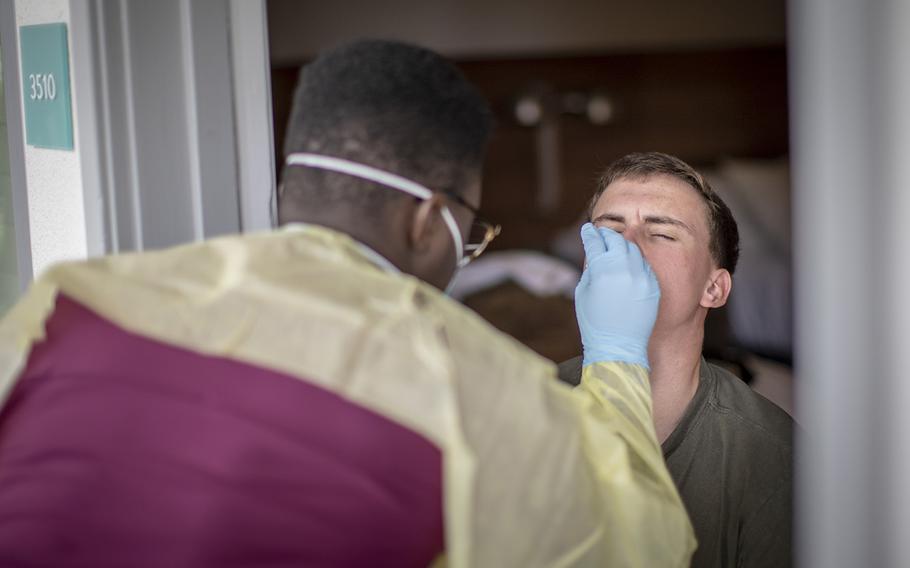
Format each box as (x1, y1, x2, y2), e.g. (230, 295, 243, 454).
(28, 73, 57, 101)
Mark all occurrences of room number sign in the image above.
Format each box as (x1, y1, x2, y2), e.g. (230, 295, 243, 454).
(19, 23, 74, 150)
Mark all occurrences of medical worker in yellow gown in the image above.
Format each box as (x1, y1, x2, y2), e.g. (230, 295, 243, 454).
(0, 39, 695, 568)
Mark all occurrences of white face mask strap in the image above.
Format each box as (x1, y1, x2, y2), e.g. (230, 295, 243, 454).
(440, 207, 465, 266)
(285, 153, 464, 265)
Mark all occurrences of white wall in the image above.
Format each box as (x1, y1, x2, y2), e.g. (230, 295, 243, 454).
(268, 0, 786, 63)
(14, 0, 88, 278)
(4, 0, 268, 283)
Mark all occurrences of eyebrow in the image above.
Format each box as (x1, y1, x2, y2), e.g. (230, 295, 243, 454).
(592, 213, 694, 233)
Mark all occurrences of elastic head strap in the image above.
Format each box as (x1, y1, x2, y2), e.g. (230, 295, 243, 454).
(285, 153, 464, 263)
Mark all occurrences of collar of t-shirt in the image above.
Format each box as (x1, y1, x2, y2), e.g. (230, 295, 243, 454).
(660, 358, 715, 458)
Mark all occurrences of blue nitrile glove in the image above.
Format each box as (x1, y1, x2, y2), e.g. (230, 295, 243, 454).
(575, 223, 661, 368)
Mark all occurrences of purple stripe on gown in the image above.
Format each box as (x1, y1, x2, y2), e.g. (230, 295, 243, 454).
(0, 295, 444, 567)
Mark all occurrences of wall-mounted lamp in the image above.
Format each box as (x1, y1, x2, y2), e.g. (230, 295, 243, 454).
(513, 88, 616, 127)
(512, 85, 616, 215)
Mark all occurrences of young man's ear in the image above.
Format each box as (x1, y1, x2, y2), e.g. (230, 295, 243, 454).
(408, 194, 448, 252)
(700, 268, 733, 309)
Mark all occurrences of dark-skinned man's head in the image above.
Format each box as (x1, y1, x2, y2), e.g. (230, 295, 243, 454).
(279, 39, 493, 290)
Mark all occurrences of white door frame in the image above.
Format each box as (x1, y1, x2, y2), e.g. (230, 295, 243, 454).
(791, 0, 910, 566)
(229, 0, 277, 232)
(69, 0, 275, 255)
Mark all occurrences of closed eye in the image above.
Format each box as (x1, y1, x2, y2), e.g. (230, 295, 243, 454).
(652, 233, 676, 241)
(595, 222, 625, 234)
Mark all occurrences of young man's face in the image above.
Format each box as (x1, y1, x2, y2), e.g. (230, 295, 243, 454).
(591, 174, 727, 335)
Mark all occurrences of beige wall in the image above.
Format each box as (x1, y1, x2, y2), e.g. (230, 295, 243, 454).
(268, 0, 786, 63)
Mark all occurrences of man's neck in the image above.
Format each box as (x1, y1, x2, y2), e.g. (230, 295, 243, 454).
(648, 323, 704, 444)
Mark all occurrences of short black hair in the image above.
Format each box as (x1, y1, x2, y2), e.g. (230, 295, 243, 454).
(591, 152, 740, 274)
(279, 39, 493, 218)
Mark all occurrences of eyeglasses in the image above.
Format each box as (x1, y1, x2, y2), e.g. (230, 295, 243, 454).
(440, 190, 502, 266)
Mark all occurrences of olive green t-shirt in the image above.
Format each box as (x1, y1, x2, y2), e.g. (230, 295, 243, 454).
(558, 357, 793, 568)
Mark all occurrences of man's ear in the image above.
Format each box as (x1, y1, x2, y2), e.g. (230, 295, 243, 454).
(700, 268, 733, 309)
(408, 194, 448, 252)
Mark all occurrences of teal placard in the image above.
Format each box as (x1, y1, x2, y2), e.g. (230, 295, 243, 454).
(19, 23, 73, 150)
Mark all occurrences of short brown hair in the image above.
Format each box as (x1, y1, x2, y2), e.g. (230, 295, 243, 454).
(589, 152, 740, 273)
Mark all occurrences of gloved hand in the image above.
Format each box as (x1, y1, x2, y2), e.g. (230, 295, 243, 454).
(575, 223, 661, 368)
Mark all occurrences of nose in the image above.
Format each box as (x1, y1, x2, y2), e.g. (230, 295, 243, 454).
(619, 224, 643, 248)
(616, 225, 654, 266)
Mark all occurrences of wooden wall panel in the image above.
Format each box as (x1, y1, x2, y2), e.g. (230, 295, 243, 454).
(271, 46, 788, 253)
